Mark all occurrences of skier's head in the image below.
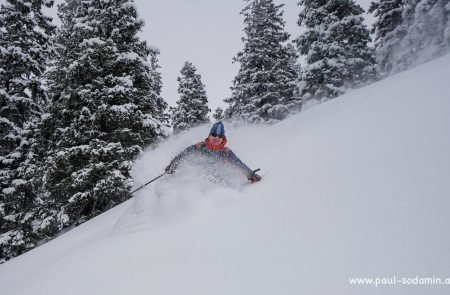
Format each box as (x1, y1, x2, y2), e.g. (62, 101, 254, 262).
(209, 121, 225, 137)
(208, 121, 226, 147)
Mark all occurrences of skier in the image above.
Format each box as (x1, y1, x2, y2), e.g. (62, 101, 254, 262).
(165, 121, 262, 183)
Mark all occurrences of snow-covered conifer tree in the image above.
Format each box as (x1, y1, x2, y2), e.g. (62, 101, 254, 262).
(225, 0, 299, 123)
(41, 0, 168, 231)
(171, 61, 210, 133)
(0, 0, 56, 262)
(212, 107, 224, 122)
(286, 42, 302, 105)
(369, 0, 404, 42)
(383, 0, 450, 73)
(368, 0, 404, 75)
(148, 47, 170, 126)
(296, 0, 376, 101)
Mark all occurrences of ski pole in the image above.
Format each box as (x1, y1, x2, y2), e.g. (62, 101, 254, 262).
(131, 172, 166, 194)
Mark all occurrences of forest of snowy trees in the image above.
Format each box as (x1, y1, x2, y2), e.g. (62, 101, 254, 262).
(1, 0, 449, 262)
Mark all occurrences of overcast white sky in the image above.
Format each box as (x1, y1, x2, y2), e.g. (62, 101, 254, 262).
(2, 0, 374, 111)
(132, 0, 302, 111)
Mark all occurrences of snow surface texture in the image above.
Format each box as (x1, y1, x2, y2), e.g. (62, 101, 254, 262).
(1, 54, 450, 294)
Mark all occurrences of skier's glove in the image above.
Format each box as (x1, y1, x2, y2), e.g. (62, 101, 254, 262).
(165, 163, 177, 174)
(248, 172, 261, 183)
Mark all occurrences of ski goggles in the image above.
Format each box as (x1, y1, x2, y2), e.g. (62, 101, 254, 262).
(210, 133, 224, 138)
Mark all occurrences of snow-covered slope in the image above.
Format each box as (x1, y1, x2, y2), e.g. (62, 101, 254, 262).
(1, 55, 450, 295)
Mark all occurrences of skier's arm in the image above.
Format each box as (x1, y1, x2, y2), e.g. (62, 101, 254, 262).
(224, 149, 253, 177)
(224, 149, 261, 182)
(166, 143, 203, 173)
(170, 145, 198, 165)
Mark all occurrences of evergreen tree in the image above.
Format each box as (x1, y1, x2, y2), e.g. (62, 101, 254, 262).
(171, 61, 210, 133)
(385, 0, 450, 73)
(369, 0, 404, 42)
(225, 0, 299, 123)
(212, 107, 224, 122)
(286, 42, 303, 104)
(0, 0, 56, 262)
(148, 47, 170, 126)
(296, 0, 376, 101)
(368, 0, 404, 75)
(41, 0, 167, 231)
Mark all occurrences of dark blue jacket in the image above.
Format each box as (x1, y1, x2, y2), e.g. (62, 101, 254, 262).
(169, 138, 253, 178)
